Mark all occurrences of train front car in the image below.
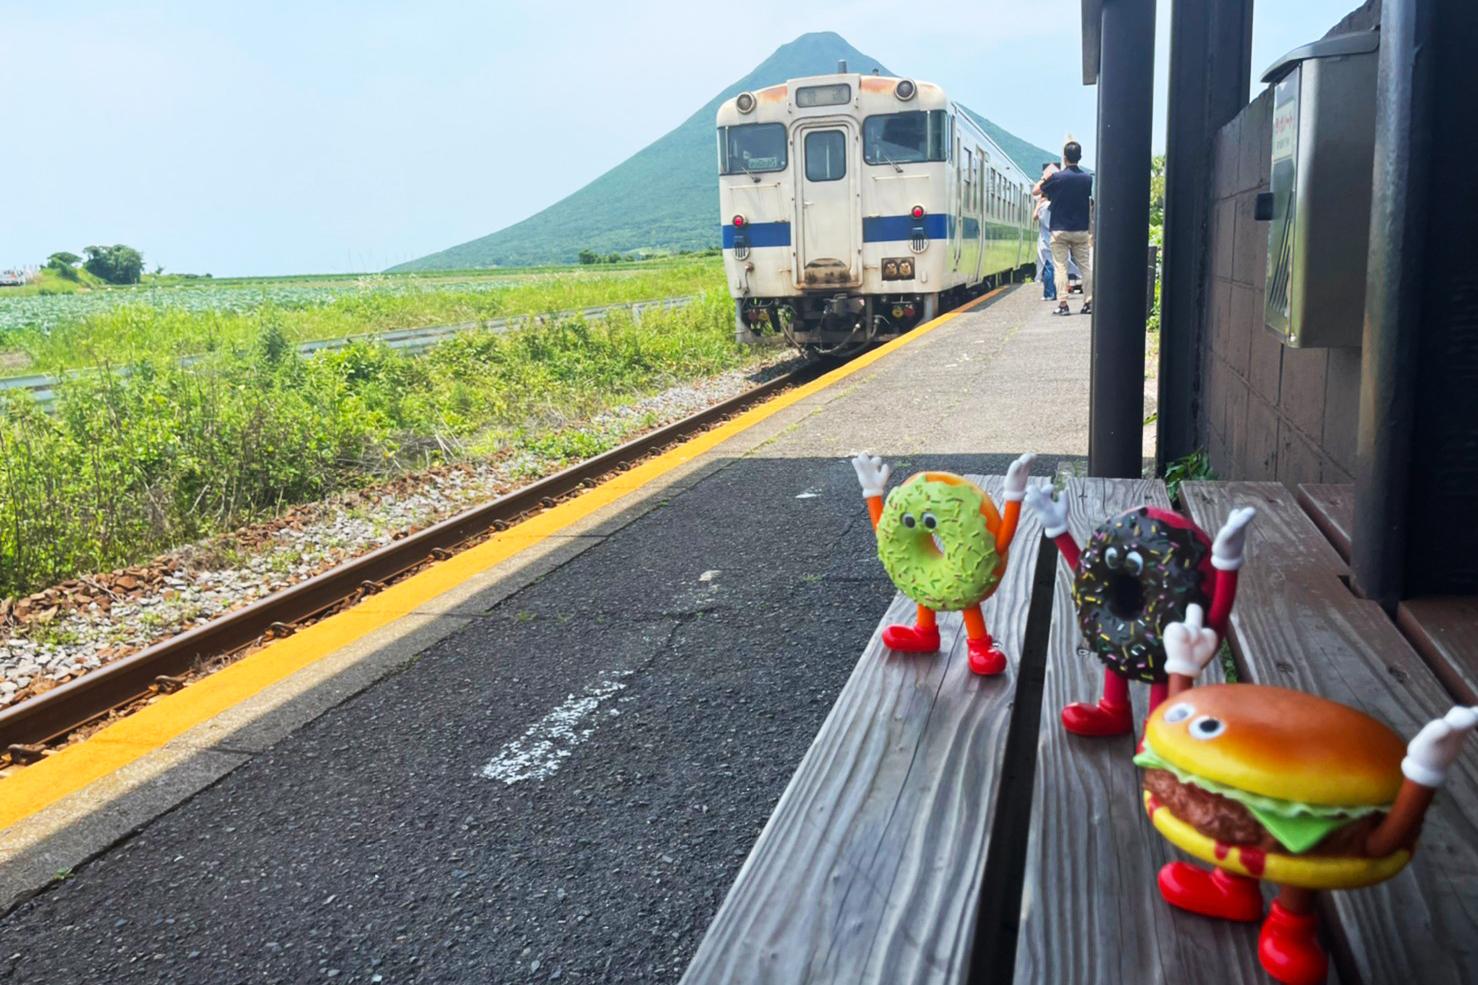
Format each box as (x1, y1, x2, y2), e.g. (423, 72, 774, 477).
(717, 73, 1034, 359)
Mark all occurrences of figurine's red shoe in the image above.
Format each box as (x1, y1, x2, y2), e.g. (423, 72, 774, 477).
(1156, 862, 1263, 922)
(882, 624, 941, 653)
(1258, 901, 1328, 985)
(1061, 699, 1134, 736)
(967, 638, 1006, 676)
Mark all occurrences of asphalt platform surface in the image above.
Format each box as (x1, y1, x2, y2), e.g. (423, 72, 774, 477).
(0, 285, 1090, 983)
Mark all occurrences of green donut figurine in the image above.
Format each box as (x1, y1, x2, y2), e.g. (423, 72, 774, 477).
(850, 452, 1036, 677)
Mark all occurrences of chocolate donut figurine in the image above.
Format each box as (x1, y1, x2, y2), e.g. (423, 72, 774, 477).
(851, 452, 1035, 677)
(1024, 483, 1256, 736)
(1138, 605, 1477, 985)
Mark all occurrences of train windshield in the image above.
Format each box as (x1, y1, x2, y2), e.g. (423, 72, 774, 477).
(863, 110, 949, 165)
(718, 123, 788, 175)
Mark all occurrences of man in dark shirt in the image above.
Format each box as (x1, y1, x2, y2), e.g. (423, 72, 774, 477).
(1034, 140, 1093, 315)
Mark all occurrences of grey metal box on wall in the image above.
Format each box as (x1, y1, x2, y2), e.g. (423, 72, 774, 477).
(1261, 31, 1379, 349)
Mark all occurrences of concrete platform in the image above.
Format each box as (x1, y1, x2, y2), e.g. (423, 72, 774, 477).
(0, 285, 1089, 983)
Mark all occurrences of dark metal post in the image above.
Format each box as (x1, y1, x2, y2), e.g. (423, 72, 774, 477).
(1155, 0, 1253, 471)
(1354, 0, 1478, 607)
(1088, 0, 1157, 477)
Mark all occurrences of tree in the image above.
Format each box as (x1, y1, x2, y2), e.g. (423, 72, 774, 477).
(46, 251, 81, 270)
(82, 244, 145, 285)
(577, 249, 599, 265)
(1148, 154, 1166, 248)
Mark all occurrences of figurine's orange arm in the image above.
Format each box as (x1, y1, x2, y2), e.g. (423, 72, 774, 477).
(867, 495, 884, 531)
(1365, 780, 1437, 858)
(995, 499, 1022, 555)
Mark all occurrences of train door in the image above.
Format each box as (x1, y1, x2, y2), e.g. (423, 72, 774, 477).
(951, 135, 964, 271)
(793, 122, 860, 288)
(975, 148, 988, 282)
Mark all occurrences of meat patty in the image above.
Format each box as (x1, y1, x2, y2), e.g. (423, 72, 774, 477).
(1143, 769, 1383, 857)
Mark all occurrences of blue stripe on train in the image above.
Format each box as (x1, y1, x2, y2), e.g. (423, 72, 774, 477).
(719, 213, 957, 249)
(861, 213, 950, 243)
(721, 222, 791, 248)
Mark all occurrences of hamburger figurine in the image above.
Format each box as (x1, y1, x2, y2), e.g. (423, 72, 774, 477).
(850, 452, 1035, 676)
(1136, 604, 1477, 985)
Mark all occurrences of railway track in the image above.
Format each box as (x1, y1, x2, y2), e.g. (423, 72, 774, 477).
(0, 294, 697, 413)
(0, 358, 820, 765)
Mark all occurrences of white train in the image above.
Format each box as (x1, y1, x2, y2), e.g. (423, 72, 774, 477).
(717, 67, 1038, 357)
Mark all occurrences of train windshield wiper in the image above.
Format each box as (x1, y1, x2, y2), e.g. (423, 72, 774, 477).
(880, 152, 903, 174)
(741, 162, 761, 183)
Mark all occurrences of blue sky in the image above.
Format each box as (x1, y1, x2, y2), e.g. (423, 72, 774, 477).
(0, 1, 1366, 276)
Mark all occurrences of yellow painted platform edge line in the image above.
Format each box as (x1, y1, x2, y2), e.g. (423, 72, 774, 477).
(0, 286, 1006, 832)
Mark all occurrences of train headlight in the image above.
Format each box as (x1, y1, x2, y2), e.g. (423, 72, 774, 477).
(736, 92, 756, 114)
(882, 257, 915, 281)
(895, 79, 917, 101)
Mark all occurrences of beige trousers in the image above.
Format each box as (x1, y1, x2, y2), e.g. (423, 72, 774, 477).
(1050, 230, 1092, 304)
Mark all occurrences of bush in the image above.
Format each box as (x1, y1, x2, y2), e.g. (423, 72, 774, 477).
(82, 244, 145, 285)
(0, 291, 747, 597)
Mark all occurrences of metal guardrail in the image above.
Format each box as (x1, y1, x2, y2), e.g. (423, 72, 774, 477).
(0, 294, 698, 413)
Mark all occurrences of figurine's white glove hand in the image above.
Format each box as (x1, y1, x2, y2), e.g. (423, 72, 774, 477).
(1023, 481, 1068, 538)
(1003, 453, 1036, 502)
(1162, 603, 1221, 679)
(850, 452, 890, 499)
(1212, 506, 1257, 571)
(1403, 705, 1478, 788)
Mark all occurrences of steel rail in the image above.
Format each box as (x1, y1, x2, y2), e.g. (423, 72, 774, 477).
(0, 361, 818, 755)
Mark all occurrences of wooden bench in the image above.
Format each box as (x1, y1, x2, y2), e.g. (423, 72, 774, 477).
(680, 477, 1478, 985)
(1296, 482, 1478, 705)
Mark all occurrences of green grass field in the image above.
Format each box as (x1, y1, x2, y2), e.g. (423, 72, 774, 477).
(0, 256, 725, 375)
(0, 262, 757, 599)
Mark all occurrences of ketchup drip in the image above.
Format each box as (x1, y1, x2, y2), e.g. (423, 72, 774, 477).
(1146, 794, 1163, 817)
(1212, 841, 1267, 877)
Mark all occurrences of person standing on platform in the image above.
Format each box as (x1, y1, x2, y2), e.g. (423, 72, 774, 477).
(1035, 140, 1093, 316)
(1034, 163, 1058, 301)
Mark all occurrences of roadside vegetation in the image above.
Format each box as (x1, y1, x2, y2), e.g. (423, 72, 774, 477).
(0, 258, 725, 373)
(0, 287, 759, 598)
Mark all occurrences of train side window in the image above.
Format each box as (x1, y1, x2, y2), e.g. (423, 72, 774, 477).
(804, 130, 846, 182)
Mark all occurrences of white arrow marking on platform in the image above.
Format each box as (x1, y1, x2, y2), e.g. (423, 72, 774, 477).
(479, 670, 632, 785)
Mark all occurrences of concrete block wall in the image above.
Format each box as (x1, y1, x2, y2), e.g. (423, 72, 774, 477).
(1197, 89, 1362, 484)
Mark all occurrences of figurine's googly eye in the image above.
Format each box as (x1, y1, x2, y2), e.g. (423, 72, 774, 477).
(902, 513, 916, 529)
(1190, 715, 1226, 740)
(922, 512, 938, 530)
(1125, 550, 1144, 575)
(1163, 702, 1194, 724)
(1105, 546, 1122, 568)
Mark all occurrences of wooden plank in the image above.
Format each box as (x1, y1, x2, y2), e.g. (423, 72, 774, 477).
(1397, 597, 1478, 705)
(679, 476, 1044, 985)
(1184, 481, 1478, 985)
(1296, 482, 1354, 562)
(1014, 477, 1266, 984)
